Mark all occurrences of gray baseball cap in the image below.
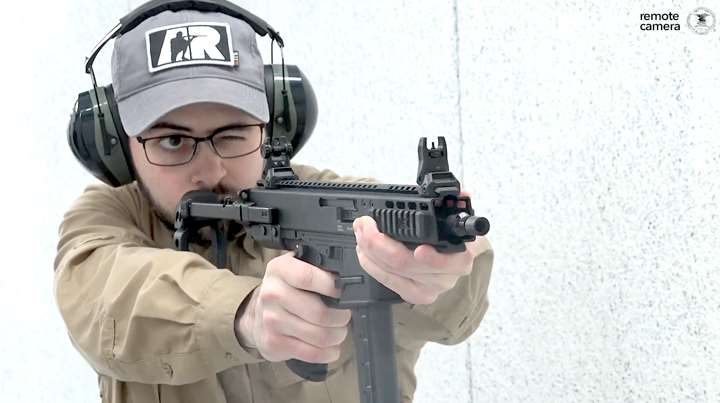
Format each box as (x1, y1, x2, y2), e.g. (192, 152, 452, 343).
(111, 9, 269, 136)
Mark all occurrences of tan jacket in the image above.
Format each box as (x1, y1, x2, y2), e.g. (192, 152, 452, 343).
(54, 164, 493, 403)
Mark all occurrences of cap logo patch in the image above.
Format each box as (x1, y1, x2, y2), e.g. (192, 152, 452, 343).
(145, 22, 235, 73)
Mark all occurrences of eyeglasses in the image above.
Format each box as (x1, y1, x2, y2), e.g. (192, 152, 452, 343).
(135, 124, 264, 166)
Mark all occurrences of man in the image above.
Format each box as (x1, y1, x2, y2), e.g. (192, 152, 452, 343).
(170, 31, 198, 61)
(55, 5, 493, 403)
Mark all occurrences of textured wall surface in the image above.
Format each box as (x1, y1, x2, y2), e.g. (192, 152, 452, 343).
(0, 0, 718, 402)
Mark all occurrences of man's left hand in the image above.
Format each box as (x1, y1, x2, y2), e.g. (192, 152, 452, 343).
(353, 213, 484, 305)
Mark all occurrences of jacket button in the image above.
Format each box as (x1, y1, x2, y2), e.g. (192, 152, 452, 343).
(162, 363, 174, 378)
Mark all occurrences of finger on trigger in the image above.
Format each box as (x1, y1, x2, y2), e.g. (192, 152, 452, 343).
(281, 286, 351, 327)
(280, 257, 341, 299)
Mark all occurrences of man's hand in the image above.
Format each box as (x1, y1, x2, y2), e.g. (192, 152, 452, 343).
(234, 252, 351, 363)
(353, 194, 485, 305)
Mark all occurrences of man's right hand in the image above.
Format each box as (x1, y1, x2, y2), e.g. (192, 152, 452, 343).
(234, 252, 352, 363)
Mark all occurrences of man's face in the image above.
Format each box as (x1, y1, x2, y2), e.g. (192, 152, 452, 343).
(129, 102, 265, 223)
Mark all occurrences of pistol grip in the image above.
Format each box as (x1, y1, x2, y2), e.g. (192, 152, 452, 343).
(283, 291, 335, 381)
(286, 359, 328, 382)
(285, 243, 333, 381)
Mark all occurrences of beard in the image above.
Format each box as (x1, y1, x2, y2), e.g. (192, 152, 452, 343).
(134, 176, 242, 243)
(135, 175, 176, 229)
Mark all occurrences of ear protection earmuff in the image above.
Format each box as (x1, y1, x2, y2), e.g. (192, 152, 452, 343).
(68, 0, 318, 187)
